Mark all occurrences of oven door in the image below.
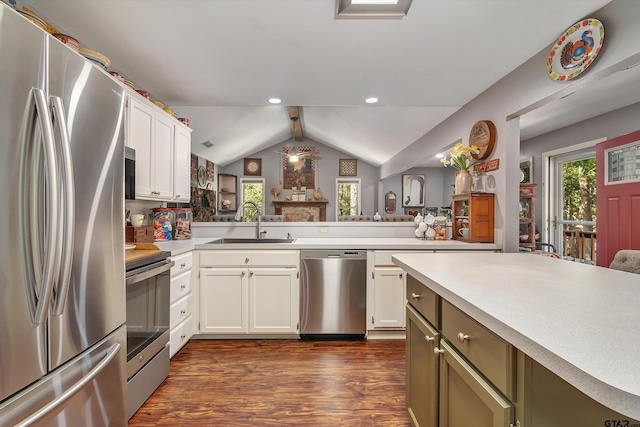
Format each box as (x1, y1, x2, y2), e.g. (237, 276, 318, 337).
(125, 259, 173, 380)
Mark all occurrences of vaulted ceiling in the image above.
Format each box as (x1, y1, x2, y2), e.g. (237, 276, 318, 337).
(26, 0, 625, 169)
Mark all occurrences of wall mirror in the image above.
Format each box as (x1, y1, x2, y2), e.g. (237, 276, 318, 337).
(385, 191, 397, 214)
(520, 157, 533, 183)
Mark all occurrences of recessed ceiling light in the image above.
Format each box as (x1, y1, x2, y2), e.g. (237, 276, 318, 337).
(335, 0, 412, 19)
(436, 153, 445, 158)
(268, 98, 282, 104)
(351, 0, 398, 4)
(365, 97, 379, 104)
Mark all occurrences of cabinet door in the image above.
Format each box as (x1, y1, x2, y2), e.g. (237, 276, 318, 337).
(249, 268, 299, 334)
(173, 125, 191, 202)
(126, 97, 154, 198)
(406, 305, 439, 427)
(373, 267, 406, 329)
(200, 268, 248, 334)
(438, 340, 514, 427)
(153, 114, 174, 199)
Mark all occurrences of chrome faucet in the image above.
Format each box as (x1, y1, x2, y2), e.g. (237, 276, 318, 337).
(235, 201, 267, 239)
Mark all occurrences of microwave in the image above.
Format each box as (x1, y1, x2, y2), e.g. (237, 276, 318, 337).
(125, 147, 135, 200)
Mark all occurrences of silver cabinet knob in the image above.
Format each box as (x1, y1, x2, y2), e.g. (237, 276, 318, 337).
(241, 271, 246, 277)
(245, 257, 250, 263)
(249, 270, 254, 276)
(434, 347, 445, 355)
(410, 293, 421, 299)
(180, 334, 186, 340)
(180, 310, 186, 316)
(457, 332, 470, 343)
(424, 335, 435, 342)
(139, 355, 145, 362)
(180, 284, 186, 289)
(180, 262, 187, 268)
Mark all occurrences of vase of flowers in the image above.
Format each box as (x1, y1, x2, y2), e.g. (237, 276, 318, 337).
(440, 142, 480, 194)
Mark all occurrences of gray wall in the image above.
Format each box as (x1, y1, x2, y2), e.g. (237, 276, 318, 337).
(378, 0, 640, 252)
(520, 101, 640, 238)
(218, 138, 378, 221)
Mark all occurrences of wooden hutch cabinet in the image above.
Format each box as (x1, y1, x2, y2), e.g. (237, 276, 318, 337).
(452, 193, 494, 243)
(519, 183, 537, 251)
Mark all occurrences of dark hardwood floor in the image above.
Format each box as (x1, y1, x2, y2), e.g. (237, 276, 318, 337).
(129, 339, 410, 426)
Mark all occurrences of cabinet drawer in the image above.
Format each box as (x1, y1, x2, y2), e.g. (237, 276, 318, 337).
(407, 275, 439, 329)
(170, 294, 193, 328)
(170, 252, 193, 276)
(170, 315, 193, 358)
(200, 250, 299, 267)
(441, 300, 515, 400)
(170, 270, 192, 302)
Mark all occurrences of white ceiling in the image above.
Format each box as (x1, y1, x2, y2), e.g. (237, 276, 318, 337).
(26, 0, 624, 168)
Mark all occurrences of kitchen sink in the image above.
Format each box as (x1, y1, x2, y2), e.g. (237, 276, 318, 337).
(212, 238, 296, 244)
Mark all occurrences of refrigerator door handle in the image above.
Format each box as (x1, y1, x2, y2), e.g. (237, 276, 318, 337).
(14, 342, 121, 427)
(20, 88, 60, 325)
(50, 96, 75, 315)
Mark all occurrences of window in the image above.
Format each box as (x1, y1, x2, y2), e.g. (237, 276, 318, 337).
(336, 178, 361, 217)
(239, 178, 265, 222)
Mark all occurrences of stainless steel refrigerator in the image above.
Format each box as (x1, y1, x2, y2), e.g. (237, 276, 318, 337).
(0, 5, 127, 426)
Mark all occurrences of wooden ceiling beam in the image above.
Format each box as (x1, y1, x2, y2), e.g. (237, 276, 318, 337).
(287, 106, 304, 142)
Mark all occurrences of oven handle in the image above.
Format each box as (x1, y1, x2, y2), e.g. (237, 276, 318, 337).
(126, 261, 174, 286)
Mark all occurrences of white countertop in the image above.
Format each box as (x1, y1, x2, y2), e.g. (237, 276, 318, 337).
(154, 238, 214, 255)
(155, 237, 501, 255)
(393, 252, 640, 420)
(194, 237, 501, 251)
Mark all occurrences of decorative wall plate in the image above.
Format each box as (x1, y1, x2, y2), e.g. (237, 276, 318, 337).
(197, 165, 206, 188)
(547, 18, 604, 81)
(469, 120, 496, 160)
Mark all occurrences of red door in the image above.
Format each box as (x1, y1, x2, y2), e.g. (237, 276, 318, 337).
(595, 129, 640, 267)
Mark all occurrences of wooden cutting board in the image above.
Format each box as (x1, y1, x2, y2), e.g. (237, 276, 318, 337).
(125, 243, 160, 263)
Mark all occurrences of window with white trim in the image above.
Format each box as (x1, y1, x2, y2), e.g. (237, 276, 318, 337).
(239, 178, 265, 222)
(336, 178, 361, 218)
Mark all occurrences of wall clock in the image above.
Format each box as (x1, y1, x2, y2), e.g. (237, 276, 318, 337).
(244, 158, 262, 176)
(469, 120, 496, 160)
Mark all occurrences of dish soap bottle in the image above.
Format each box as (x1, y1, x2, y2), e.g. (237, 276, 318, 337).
(374, 212, 382, 222)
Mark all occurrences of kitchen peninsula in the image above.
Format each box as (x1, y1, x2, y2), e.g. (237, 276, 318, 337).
(393, 252, 640, 425)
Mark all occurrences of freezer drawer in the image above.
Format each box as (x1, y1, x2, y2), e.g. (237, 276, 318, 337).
(0, 325, 127, 427)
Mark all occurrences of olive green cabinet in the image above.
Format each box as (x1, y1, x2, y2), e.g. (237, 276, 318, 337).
(406, 274, 516, 427)
(406, 305, 439, 427)
(437, 339, 514, 427)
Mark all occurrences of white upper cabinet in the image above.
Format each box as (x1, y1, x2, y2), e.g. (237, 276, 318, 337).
(126, 97, 154, 198)
(173, 125, 192, 202)
(125, 93, 191, 202)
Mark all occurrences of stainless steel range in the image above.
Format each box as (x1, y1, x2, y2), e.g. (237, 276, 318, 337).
(125, 251, 173, 419)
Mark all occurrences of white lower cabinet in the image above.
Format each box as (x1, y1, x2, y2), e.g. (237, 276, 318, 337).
(200, 268, 248, 334)
(199, 250, 300, 337)
(372, 266, 406, 329)
(169, 251, 194, 357)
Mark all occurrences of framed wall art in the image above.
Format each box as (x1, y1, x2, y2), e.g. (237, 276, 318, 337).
(283, 146, 315, 189)
(402, 174, 425, 208)
(339, 159, 357, 176)
(244, 158, 262, 176)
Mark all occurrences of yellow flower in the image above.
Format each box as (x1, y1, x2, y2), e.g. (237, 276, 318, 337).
(440, 143, 480, 171)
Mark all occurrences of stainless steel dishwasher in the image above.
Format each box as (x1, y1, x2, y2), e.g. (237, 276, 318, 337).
(300, 250, 367, 339)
